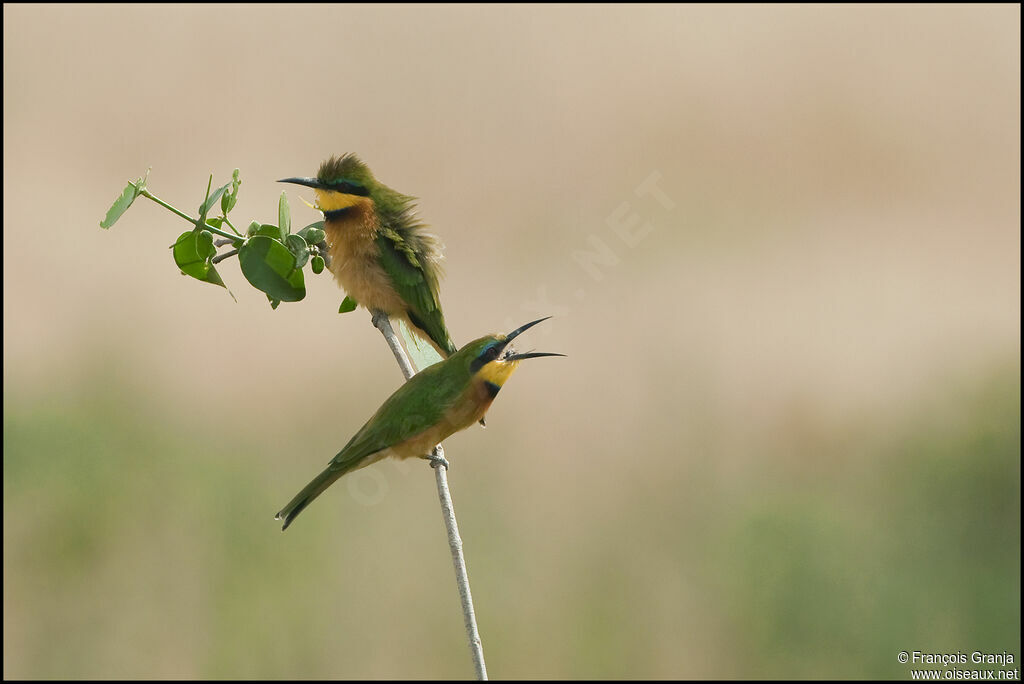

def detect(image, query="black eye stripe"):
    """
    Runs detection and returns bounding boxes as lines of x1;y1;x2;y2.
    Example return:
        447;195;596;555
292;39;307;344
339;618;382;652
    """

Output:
470;343;503;373
324;181;370;196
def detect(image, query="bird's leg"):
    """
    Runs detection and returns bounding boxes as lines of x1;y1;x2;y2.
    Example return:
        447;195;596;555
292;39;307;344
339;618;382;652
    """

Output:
424;446;449;470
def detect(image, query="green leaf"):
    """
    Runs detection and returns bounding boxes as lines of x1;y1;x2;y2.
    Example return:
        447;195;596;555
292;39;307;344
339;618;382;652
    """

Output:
100;180;144;229
200;182;231;218
279;191;291;236
197;230;215;258
198;176;213;220
298;221;326;245
285;234;310;269
268;295;281;310
251;223;284;241
246;221;261;237
338;295;357;314
172;230;226;288
311;255;325;275
221;168;241;215
238;235;305;302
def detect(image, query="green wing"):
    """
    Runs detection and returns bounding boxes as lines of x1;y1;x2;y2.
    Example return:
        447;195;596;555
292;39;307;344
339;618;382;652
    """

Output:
276;355;468;530
330;361;462;469
375;228;457;356
275;378;444;530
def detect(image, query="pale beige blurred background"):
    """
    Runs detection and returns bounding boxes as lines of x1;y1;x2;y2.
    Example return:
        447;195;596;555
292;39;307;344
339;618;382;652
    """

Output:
4;4;1020;679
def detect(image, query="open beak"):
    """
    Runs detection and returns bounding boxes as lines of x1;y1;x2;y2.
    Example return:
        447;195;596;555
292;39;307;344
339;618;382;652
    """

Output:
502;317;565;361
505;316;552;342
505;351;565;362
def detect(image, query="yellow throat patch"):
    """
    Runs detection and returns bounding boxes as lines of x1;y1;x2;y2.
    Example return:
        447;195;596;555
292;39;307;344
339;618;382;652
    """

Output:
315;188;367;212
477;358;520;390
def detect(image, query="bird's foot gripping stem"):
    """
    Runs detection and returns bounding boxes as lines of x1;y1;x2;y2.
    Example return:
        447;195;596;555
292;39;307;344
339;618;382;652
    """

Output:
426;448;449;470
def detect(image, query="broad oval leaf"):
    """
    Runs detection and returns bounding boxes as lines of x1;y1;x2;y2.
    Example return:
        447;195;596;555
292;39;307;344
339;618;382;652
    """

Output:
311;255;325;274
298;221;326;245
252;223;284;241
285;234;310;269
239;235;305;302
197;230;215;259
172;230;226;288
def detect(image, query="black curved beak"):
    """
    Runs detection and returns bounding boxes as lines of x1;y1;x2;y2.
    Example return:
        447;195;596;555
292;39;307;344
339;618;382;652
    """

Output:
278;177;325;189
505;351;566;362
505;316;552;343
502;317;564;361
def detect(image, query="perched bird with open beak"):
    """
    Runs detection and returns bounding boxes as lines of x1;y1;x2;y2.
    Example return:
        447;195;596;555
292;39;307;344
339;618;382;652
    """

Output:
276;317;563;530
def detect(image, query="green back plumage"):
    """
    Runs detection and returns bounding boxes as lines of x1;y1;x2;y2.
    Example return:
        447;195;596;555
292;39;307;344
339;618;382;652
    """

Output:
374;228;455;356
332;338;489;467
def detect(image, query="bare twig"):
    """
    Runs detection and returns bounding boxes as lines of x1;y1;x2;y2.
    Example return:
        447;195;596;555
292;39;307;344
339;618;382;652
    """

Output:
212;248;239;264
370;311;488;681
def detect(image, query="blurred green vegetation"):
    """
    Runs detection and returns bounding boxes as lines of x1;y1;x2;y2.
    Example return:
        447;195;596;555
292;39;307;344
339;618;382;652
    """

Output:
4;357;1018;678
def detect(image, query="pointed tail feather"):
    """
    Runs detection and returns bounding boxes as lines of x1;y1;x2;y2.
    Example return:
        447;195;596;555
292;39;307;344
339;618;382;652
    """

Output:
275;462;354;531
406;310;458;358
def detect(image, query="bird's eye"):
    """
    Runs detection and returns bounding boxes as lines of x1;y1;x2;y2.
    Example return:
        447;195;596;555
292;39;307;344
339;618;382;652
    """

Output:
485;346;500;361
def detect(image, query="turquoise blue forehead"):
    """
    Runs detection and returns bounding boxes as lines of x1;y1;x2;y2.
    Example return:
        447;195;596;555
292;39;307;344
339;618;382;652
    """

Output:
470;340;506;373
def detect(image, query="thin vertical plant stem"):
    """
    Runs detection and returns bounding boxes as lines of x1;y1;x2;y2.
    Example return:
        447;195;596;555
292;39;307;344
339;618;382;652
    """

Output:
370;311;488;680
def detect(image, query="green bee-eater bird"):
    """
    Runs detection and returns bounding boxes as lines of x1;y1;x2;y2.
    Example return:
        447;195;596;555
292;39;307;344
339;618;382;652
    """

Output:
275;317;563;530
279;154;458;357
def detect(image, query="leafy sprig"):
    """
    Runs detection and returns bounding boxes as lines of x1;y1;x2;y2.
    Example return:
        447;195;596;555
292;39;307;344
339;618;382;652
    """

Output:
101;168;329;309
